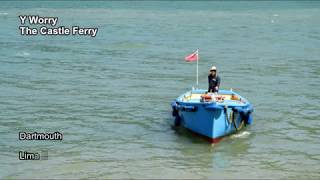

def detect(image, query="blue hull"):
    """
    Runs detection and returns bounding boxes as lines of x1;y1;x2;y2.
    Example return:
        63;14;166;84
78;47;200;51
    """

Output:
171;89;253;143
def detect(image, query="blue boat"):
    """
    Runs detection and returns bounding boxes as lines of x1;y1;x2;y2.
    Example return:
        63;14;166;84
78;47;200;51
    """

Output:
171;89;254;143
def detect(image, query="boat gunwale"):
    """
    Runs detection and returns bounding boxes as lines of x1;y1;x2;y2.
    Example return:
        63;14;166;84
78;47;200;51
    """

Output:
174;89;252;108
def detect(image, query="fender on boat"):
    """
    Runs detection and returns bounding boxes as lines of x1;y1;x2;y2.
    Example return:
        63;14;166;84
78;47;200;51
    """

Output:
180;105;197;112
171;101;197;112
171;101;182;126
174;115;181;126
171;101;179;116
247;114;253;125
232;104;254;125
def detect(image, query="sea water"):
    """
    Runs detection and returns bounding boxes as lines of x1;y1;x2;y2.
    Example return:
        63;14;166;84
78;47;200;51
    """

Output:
0;1;319;178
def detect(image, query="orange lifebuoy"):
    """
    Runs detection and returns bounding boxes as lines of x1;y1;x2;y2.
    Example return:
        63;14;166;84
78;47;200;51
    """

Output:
215;95;225;101
201;94;212;100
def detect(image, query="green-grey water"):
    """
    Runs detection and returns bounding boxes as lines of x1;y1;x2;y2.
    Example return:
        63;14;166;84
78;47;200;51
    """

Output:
1;1;320;178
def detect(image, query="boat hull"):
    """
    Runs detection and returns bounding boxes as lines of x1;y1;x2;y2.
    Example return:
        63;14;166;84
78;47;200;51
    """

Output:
171;89;253;143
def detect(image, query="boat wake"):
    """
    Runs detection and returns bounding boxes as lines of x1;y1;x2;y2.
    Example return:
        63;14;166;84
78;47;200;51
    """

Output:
231;131;251;139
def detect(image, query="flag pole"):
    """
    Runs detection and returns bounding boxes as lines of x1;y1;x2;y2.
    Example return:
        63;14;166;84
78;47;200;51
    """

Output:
196;49;199;88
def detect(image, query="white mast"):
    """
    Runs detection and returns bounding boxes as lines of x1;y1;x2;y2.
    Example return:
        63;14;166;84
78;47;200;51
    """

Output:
196;49;199;88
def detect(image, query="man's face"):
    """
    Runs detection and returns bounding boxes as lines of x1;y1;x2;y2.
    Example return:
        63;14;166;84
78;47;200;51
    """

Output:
210;70;216;75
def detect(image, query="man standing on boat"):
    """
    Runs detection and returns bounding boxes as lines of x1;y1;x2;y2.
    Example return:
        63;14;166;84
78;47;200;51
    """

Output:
208;66;221;93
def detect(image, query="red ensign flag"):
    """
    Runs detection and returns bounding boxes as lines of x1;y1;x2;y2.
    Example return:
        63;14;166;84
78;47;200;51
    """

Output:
185;51;198;62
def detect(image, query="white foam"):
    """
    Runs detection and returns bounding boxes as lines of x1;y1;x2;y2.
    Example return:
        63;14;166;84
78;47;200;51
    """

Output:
23;52;30;56
231;131;251;139
17;52;30;57
0;12;8;15
273;14;279;17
